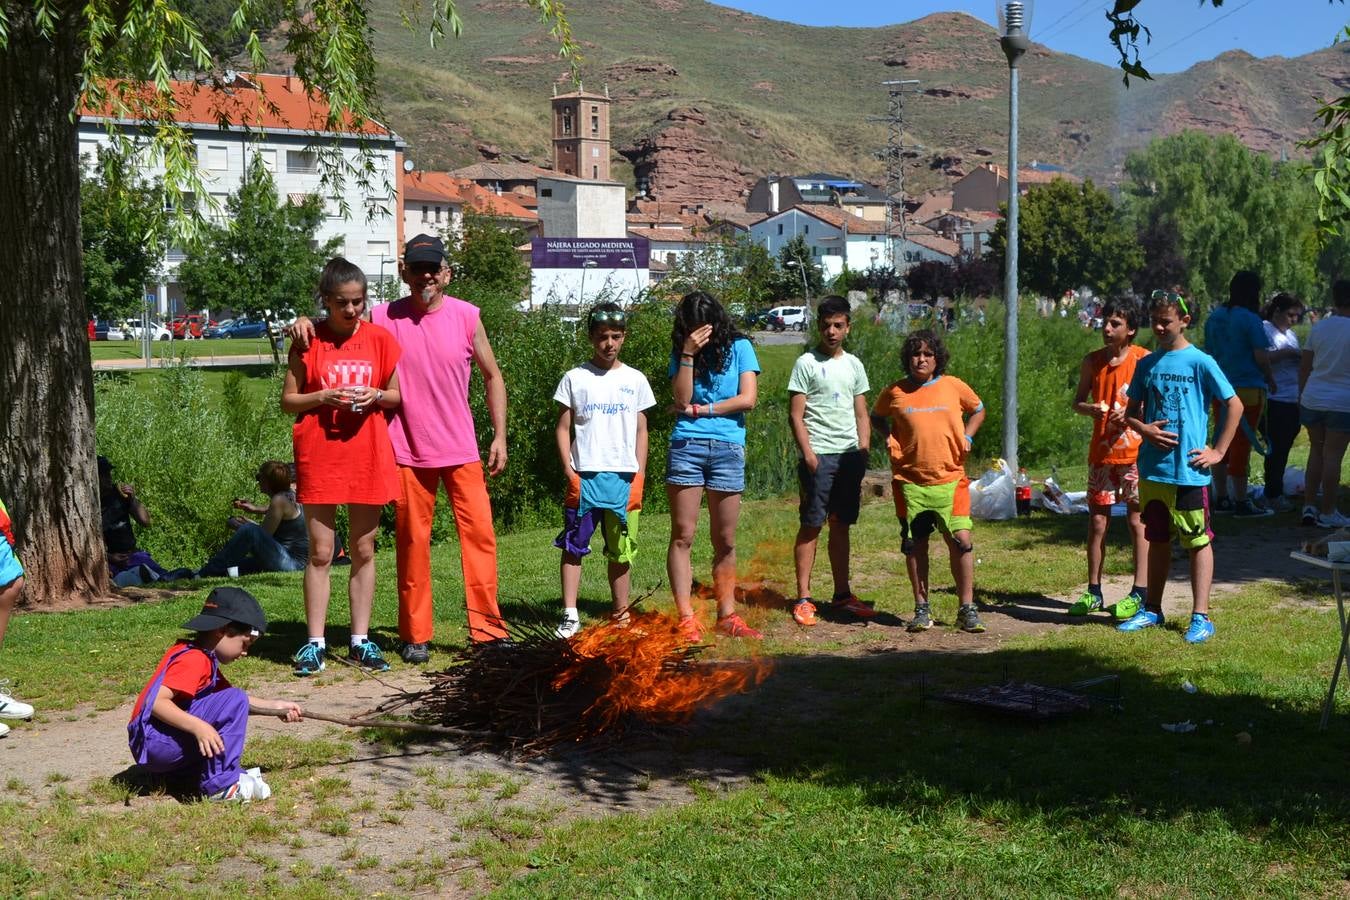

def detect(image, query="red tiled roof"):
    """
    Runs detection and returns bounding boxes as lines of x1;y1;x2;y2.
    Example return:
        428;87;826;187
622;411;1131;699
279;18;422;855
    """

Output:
80;73;392;137
794;204;889;235
402;171;536;221
404;171;464;204
450;161;555;182
906;231;961;258
459;181;536;221
911;191;954;223
983;163;1080;185
627;226;715;244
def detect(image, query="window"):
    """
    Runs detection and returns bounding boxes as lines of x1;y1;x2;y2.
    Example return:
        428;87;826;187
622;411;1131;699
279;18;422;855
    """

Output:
541;188;553;198
434;206;442;223
257;149;277;173
208;192;228;222
78;141;98;164
591;115;599;135
855;206;864;216
592;166;598;178
286;150;317;174
368;240;390;259
206;145;228;171
421;205;429;223
803;225;809;235
166;191;196;213
324;196;342;219
562;110;572;135
777;224;783;235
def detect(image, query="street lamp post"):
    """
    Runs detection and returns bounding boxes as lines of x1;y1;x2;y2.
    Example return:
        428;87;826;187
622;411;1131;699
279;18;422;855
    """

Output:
786;258;809;302
579;259;598;311
998;0;1031;473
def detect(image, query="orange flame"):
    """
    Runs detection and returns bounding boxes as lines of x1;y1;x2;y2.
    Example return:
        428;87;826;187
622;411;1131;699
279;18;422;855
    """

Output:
552;611;771;732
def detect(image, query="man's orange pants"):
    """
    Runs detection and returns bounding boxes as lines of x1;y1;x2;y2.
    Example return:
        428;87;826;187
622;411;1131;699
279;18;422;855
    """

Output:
395;463;508;644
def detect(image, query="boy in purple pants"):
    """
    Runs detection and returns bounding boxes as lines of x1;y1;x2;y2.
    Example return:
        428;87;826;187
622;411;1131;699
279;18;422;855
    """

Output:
128;587;304;800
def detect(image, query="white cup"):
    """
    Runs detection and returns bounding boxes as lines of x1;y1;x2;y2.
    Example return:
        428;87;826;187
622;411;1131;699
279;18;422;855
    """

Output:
226;566;240;578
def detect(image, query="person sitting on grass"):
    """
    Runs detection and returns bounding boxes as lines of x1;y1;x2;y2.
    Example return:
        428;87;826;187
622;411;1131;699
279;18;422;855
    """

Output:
786;295;874;627
871;328;986;634
98;455;187;586
552;303;656;639
284;257;402;676
198;460;308;577
0;498;34;735
1120;290;1243;644
127;587;303;801
1068;296;1149;620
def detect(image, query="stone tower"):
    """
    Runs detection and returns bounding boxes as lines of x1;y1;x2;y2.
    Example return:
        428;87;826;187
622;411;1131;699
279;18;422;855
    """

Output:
551;85;611;180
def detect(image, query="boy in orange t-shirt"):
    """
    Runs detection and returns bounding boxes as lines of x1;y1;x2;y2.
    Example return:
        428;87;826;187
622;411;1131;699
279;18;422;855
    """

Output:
1069;297;1149;619
871;329;986;633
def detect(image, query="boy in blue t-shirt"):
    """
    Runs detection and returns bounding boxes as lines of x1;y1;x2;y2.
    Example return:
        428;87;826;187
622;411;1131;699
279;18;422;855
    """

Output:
0;499;34;734
1121;290;1243;644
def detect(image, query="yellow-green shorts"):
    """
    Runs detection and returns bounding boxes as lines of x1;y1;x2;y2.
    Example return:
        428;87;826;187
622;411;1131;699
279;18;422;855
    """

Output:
554;507;640;564
892;478;972;554
1139;479;1213;550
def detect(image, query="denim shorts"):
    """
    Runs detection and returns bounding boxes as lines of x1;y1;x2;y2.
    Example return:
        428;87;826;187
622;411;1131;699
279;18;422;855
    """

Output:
1300;404;1350;433
666;438;746;493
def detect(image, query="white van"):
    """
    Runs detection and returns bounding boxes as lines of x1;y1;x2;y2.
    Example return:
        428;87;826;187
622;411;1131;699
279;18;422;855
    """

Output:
768;305;808;331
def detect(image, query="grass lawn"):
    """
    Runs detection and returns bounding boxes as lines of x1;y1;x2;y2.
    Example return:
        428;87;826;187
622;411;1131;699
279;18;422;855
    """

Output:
2;485;1349;896
90;337;283;363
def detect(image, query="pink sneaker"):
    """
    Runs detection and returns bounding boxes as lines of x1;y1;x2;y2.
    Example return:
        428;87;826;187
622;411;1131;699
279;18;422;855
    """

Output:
715;613;763;640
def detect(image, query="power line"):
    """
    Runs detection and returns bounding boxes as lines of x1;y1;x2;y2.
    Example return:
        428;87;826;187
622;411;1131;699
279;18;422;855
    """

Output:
1036;0;1099;44
1144;0;1261;64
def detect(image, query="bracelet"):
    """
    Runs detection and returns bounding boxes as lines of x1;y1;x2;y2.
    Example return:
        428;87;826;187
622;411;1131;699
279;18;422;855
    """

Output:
679;360;694;368
963;434;972;445
709;401;716;416
680;352;695;359
374;389;384;405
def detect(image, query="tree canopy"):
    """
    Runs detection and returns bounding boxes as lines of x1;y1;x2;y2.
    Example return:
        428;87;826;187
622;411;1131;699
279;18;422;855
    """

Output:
988;178;1142;300
80;148;165;320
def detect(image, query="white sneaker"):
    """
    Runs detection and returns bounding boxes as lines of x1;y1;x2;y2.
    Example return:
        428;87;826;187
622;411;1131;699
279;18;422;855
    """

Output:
1303;505;1321;525
1316;510;1350;529
238;767;272;801
555;615;581;639
0;722;9;738
0;690;33;720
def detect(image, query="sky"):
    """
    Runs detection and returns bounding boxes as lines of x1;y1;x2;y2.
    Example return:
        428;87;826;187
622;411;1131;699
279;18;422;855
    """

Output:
716;1;1350;73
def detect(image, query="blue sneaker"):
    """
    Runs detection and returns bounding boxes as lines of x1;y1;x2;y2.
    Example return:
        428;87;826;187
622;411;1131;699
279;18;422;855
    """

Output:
1117;609;1163;632
347;639;390;672
292;641;326;676
1183;613;1215;644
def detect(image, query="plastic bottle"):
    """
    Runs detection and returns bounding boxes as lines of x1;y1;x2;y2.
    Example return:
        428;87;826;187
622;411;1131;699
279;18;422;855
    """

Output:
1015;468;1033;517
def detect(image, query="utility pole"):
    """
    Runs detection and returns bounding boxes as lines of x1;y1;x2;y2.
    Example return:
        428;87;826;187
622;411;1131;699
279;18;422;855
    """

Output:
869;79;920;274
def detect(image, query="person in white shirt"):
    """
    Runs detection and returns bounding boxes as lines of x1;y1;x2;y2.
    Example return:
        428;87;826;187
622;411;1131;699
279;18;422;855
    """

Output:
551;303;656;638
1259;293;1305;513
1300;280;1350;528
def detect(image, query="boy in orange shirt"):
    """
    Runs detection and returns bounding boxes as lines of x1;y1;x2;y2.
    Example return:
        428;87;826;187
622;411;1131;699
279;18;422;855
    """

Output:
871;329;987;633
1068;297;1149;619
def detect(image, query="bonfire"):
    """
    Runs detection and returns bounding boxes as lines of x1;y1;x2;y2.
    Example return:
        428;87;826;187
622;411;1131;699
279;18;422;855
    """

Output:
371;608;769;756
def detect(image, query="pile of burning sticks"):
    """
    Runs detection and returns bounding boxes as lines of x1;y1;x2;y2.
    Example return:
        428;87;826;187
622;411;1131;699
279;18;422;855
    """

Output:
371;609;769;755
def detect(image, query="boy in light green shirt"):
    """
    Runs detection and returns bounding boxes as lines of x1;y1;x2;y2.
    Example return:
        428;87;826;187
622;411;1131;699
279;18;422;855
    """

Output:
787;295;873;626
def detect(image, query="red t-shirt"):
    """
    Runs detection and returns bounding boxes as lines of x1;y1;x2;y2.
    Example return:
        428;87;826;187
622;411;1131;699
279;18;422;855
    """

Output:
291;321;402;505
130;641;230;720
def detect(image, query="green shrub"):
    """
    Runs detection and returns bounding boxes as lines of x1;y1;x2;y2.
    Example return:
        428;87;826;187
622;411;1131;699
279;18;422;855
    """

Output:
94;365;293;567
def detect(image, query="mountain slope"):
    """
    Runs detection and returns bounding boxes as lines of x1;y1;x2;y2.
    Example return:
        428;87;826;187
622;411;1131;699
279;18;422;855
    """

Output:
366;1;1350;203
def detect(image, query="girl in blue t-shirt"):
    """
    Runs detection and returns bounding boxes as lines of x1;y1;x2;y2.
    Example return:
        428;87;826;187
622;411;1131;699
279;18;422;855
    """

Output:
666;291;762;642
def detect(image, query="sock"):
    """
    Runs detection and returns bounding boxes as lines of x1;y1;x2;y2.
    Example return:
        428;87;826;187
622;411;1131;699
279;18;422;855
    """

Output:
1130;584;1146;598
562;608;579;622
1088;583;1103;597
308;637;326;649
350;634;367;647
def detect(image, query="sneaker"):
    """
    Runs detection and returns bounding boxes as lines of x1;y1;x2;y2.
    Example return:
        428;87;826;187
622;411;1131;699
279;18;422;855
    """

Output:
907;603;933;632
1108;594;1143;621
829;594;877;620
348;640;390;672
207;782;242;802
956;604;986;633
209;768;271;803
399;642;430;664
715;613;763;640
1315;510;1350;529
555;615;581;639
1269;495;1295;513
678;615;704;643
1303;505;1320;526
1117;609;1163;632
0;689;34;720
1067;591;1104;616
791;599;818;627
0;722;9;738
1184;613;1215;644
292;641;326;676
1234;500;1274;518
1213;497;1235;515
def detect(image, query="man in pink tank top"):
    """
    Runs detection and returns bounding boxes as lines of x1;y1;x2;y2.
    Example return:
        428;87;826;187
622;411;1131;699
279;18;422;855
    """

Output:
291;234;510;659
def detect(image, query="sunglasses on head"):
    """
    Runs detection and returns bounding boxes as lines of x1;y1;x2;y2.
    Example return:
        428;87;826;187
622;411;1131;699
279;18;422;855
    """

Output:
589;309;627;326
1151;289;1190;318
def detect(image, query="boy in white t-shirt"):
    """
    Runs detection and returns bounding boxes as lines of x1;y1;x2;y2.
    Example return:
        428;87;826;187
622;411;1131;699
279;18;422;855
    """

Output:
553;303;657;638
787;295;873;626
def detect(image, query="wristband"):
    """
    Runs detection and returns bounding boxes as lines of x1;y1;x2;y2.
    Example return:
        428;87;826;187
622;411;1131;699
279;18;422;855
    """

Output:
679;360;694;368
963;434;972;446
709;401;716;416
680;352;695;359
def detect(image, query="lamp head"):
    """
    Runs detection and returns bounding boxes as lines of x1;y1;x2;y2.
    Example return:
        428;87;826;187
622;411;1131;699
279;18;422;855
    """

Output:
995;1;1032;36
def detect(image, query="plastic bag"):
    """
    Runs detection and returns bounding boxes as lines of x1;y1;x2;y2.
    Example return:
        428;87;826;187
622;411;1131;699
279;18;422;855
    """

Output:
1283;466;1305;497
1039;477;1088;515
969;459;1016;520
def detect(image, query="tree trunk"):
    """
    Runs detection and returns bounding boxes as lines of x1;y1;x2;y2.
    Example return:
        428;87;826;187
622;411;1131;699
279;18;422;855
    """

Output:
0;7;111;607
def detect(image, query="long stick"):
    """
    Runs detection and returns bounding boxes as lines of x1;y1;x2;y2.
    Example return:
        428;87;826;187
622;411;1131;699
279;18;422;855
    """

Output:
258;706;477;739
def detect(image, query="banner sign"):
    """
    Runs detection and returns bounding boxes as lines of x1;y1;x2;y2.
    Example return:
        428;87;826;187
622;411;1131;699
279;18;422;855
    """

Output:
531;237;649;269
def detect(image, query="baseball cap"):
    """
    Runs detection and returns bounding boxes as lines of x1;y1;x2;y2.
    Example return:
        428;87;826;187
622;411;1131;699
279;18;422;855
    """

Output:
404;233;446;266
183;586;268;635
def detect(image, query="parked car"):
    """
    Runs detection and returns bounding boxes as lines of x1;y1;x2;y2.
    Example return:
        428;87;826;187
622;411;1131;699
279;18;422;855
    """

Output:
89;319;126;340
224;318;273;339
125;320;172;341
742;308;774;330
767;305;808;332
170;314;214;339
202;318;236;339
